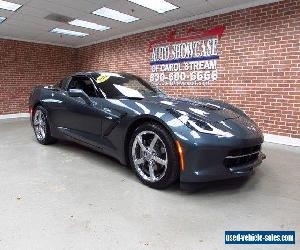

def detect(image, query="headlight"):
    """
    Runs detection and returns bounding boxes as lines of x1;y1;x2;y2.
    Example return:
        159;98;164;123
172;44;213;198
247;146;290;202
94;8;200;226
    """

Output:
169;108;233;138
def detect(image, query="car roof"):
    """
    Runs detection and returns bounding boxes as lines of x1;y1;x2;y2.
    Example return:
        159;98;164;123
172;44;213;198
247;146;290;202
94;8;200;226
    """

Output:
72;72;96;77
71;71;135;79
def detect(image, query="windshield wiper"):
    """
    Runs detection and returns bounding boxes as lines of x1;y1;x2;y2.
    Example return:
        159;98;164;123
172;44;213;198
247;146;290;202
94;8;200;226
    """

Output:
121;96;144;100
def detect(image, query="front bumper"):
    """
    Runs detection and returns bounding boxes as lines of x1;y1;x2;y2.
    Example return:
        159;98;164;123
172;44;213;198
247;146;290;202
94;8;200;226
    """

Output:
179;134;265;183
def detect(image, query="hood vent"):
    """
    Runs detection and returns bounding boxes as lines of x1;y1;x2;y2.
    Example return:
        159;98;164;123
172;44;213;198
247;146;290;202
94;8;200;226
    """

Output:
201;103;222;111
45;13;73;23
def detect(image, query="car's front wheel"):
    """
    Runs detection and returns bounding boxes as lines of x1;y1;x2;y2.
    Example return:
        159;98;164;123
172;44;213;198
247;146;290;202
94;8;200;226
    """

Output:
32;106;56;145
129;122;179;189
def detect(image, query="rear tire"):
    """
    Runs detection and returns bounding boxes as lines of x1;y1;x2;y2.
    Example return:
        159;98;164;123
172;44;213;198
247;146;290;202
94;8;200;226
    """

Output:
32;106;57;145
129;122;179;189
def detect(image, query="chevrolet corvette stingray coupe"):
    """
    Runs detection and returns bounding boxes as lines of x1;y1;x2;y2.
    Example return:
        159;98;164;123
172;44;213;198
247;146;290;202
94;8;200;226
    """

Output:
29;72;265;189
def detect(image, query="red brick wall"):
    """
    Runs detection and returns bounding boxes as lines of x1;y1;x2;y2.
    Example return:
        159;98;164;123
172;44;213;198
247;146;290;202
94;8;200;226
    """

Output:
77;0;300;138
0;0;299;138
0;39;77;114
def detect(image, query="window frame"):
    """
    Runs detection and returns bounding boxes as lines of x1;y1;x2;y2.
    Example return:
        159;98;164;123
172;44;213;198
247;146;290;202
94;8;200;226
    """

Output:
66;76;103;98
60;77;72;90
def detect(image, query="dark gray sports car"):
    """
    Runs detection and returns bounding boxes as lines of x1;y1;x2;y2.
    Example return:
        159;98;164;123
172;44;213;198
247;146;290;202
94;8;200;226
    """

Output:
29;72;265;189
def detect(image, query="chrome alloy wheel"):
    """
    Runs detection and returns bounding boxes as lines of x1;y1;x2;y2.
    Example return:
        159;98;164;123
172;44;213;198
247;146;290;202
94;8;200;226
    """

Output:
132;131;168;182
33;109;46;141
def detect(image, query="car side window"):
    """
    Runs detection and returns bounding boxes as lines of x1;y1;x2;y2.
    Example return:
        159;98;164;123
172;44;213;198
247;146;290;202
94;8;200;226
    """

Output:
54;77;69;89
68;77;97;97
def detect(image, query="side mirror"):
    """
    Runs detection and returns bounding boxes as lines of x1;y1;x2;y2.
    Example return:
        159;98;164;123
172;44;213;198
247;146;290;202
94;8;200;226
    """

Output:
68;89;93;106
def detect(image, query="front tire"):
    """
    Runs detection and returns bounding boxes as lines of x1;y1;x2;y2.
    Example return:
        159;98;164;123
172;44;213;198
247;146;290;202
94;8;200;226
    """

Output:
129;122;179;189
32;106;56;145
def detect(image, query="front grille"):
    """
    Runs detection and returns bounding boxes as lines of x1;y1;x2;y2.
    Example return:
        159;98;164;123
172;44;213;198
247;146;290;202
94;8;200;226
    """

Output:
224;145;261;168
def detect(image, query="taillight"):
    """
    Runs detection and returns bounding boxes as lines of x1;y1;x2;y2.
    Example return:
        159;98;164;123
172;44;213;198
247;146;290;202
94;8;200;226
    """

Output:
29;107;33;119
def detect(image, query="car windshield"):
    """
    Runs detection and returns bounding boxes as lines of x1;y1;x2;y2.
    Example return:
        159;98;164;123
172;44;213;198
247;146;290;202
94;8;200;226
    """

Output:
91;72;162;99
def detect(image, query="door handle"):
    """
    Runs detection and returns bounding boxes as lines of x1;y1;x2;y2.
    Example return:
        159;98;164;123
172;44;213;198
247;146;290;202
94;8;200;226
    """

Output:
103;108;112;113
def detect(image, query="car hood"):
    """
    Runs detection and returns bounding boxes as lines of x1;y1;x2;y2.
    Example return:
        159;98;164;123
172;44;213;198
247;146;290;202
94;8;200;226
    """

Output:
140;95;240;123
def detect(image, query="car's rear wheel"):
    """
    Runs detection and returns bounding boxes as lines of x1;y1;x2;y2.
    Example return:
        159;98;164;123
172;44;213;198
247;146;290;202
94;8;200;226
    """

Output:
129;122;179;189
33;106;56;145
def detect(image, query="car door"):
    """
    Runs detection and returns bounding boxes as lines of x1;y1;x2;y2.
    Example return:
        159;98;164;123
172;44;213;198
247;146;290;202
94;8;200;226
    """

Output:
57;76;106;147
